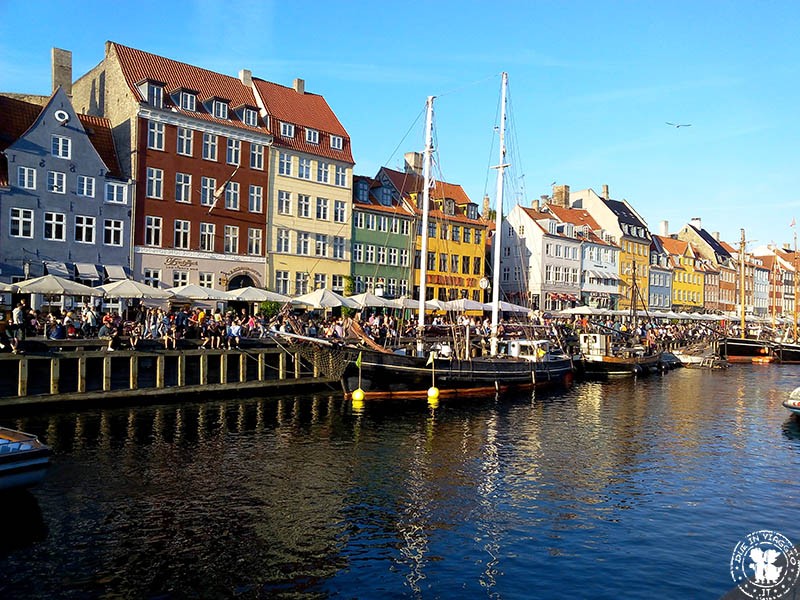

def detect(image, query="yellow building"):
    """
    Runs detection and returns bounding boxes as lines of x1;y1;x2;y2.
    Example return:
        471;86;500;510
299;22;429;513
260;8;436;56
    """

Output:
654;235;704;310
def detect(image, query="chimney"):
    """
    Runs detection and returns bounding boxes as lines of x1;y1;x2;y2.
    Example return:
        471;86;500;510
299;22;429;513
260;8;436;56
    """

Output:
404;152;423;175
712;231;720;241
293;78;305;94
482;194;491;217
239;69;252;86
785;243;792;250
602;184;609;199
660;220;669;237
531;199;540;212
690;217;702;230
51;47;72;96
552;184;570;208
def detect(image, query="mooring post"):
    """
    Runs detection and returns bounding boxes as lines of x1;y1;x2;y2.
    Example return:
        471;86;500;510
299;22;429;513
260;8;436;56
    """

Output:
258;351;265;381
77;356;87;393
220;353;228;384
239;352;247;383
156;355;165;388
129;355;138;390
279;351;286;380
50;357;60;395
177;353;185;387
199;352;208;385
17;358;28;397
103;355;112;391
294;353;301;379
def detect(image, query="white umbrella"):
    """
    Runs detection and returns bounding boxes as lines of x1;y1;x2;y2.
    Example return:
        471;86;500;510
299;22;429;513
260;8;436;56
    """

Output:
443;298;486;312
292;288;359;309
0;282;18;293
226;286;290;303
387;295;418;309
425;299;448;311
15;274;102;296
559;305;607;316
484;300;532;313
166;284;230;301
97;279;171;299
348;292;394;308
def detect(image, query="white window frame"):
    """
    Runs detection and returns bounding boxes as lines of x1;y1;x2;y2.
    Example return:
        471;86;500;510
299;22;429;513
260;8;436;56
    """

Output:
317;161;329;183
306;128;319;144
47;171;66;194
249;185;263;213
315;233;328;257
74;215;96;244
172;270;189;287
225;181;240;210
145;215;162;247
51;134;71;159
143;269;161;288
298;157;311;180
316;197;329;220
213;100;229;119
148;121;164;150
278;152;292;176
298;194;310;218
175;172;192;203
174;219;191;250
278;190;291;215
330;135;343;150
180;92;196;111
244;108;258;127
199;272;214;288
202;133;218;161
280;122;295;138
104;219;124;246
335;165;347;187
250;143;264;170
44;211;66;241
148;84;163;108
199;222;215;252
276;271;290;295
10;208;34;238
17;166;36;190
200;177;216;206
146;167;163;199
77;175;95;198
334;200;346;223
176;127;193;156
226;139;241;166
277;228;290;253
248;228;263;256
224;225;239;254
333;236;345;259
297;232;310;255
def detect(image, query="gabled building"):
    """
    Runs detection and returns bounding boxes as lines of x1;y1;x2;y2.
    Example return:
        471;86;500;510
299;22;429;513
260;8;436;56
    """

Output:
351;175;414;298
676;218;736;313
543;204;619;309
0;84;132;298
648;236;672;311
653;235;704;311
73;42;273;290
567;184;651;310
379;155;487;302
253;76;353;295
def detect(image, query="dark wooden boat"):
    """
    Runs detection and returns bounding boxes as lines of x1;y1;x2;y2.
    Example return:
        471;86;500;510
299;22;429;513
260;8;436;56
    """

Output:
0;427;51;491
718;337;774;363
577;332;662;379
772;342;800;364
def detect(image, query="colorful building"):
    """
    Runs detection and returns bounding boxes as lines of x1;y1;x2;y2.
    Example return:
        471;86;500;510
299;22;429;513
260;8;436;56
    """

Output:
653;235;704;311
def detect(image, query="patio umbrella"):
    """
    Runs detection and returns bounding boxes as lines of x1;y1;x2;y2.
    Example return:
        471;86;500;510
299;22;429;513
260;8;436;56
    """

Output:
484;300;532;313
97;279;171;299
347;292;394;308
225;286;290;303
15;274;102;296
292;288;359;309
166;284;230;301
425;299;448;311
443;298;486;312
558;305;606;316
0;282;18;293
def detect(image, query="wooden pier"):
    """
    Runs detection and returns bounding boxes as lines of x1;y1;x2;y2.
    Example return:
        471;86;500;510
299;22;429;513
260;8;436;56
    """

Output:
0;343;342;409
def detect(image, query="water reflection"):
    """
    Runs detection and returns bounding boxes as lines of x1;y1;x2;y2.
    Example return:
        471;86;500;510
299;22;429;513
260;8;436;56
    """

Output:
0;366;799;598
0;490;47;556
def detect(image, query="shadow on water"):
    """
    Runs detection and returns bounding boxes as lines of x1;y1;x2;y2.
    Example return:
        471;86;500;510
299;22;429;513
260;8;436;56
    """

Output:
782;414;800;441
0;489;47;556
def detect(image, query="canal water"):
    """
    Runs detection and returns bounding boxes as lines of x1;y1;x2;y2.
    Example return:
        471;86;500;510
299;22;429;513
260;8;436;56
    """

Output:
1;365;799;599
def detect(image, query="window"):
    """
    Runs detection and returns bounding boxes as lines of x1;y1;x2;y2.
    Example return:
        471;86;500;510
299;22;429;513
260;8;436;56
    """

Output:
172;271;189;287
176;127;193;156
200;222;215;252
199;272;214;288
77;175;95;198
332;274;344;292
317;161;329;183
440;224;448;239
475;230;482;245
202;133;218;161
306;128;319;144
249;185;263;213
356;180;369;202
378;216;388;232
44;212;65;241
74;215;95;243
353;243;363;262
427;252;436;270
390;218;399;234
464;227;472;243
276;271;290;295
10;208;33;238
175;173;192;203
213;100;228;120
473;256;481;275
354;213;364;229
439;253;448;271
335;165;347;187
400;249;409;267
143;269;161;288
314;273;326;290
280;122;295;138
200;177;216;206
401;221;410;236
224;225;239;253
277;229;290;253
174;220;190;249
298;158;311;179
148;121;164;150
379;187;392;206
17;166;36;190
278;191;292;215
333;236;345;259
298;194;310;218
462;256;470;274
451;255;459;273
250;143;264;170
330;135;343;150
104;219;124;246
428;222;436;237
51;135;71;159
378;247;387;265
333;200;347;223
248;228;262;255
389;248;399;266
146;167;163;199
180;92;196;111
366;245;376;263
225;181;240;210
366;213;376;230
316;197;329;220
295;272;309;295
48;171;66;193
452;225;461;242
226;139;241;165
145;216;162;247
147;84;163;108
297;232;310;255
279;152;292;176
315;234;328;256
244;108;258;127
502;267;510;282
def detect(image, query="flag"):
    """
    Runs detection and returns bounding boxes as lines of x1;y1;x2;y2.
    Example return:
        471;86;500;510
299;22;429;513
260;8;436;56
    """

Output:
426;351;435;366
792;217;796;228
208;165;240;214
355;351;362;369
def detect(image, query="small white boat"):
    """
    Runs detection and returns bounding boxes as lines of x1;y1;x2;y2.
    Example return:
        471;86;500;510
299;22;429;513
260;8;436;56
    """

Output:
0;427;51;491
784;387;800;416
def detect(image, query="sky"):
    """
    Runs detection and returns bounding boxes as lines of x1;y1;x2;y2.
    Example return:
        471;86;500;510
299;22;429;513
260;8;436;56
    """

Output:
2;0;799;251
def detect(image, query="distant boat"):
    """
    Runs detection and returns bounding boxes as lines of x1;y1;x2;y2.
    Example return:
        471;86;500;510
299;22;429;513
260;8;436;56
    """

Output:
577;332;661;378
0;427;51;491
718;337;774;363
784;387;800;415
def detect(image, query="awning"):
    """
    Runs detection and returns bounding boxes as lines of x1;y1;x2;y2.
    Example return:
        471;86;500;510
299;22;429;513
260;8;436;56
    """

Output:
75;263;100;280
104;265;128;281
44;261;69;278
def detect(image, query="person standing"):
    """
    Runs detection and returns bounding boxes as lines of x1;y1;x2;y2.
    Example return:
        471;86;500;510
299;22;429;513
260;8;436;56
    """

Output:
12;300;26;342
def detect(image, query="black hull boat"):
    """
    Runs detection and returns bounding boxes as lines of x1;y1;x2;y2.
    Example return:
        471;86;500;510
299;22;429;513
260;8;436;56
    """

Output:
772;342;800;364
0;428;51;491
718;337;774;363
576;333;662;379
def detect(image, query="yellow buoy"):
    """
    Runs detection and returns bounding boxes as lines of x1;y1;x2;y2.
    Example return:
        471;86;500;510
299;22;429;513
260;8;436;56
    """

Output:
428;397;439;410
427;386;440;400
352;398;364;413
352;388;365;402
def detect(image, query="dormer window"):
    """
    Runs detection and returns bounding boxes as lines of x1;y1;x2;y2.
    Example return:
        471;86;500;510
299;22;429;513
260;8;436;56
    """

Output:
379;187;392;206
356;181;369;202
180;92;196;111
466;204;478;219
280;122;295;138
244;108;258;127
444;198;455;216
306;128;319;144
331;135;343;150
213;100;228;119
147;84;163;108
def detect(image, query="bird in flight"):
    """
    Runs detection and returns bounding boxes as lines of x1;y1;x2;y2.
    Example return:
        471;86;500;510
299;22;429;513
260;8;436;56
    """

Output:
666;122;692;128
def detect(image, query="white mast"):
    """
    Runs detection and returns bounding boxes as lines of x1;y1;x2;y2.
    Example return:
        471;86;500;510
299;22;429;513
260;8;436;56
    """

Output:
416;96;435;354
490;72;509;357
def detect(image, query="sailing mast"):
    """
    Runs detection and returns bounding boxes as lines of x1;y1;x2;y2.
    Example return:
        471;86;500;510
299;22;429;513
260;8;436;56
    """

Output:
490;72;509;357
416;96;435;354
739;228;746;339
794;225;798;341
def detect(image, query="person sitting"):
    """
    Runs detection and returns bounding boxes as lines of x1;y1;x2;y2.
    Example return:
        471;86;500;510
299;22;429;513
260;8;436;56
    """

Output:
107;327;122;351
163;323;180;350
49;319;67;340
226;319;241;349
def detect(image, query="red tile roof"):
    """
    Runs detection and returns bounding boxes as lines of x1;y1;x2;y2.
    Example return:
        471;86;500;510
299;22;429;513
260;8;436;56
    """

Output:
254;78;353;163
546;204;601;231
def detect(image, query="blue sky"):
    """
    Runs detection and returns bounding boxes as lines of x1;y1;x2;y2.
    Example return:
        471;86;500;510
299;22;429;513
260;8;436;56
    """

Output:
2;0;799;251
